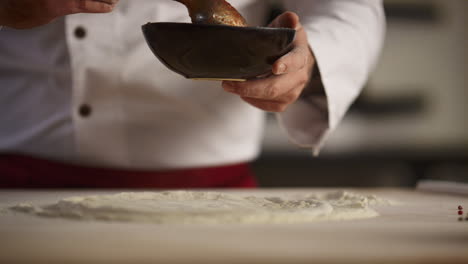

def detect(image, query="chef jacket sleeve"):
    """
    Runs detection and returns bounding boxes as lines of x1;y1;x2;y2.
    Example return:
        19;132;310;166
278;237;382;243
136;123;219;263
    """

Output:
278;0;386;155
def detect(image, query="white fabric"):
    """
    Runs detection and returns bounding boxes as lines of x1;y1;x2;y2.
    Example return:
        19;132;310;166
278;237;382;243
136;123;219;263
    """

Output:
280;0;386;153
0;0;384;170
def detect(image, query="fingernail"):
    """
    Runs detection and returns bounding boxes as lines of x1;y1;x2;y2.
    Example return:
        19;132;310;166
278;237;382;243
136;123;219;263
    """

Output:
276;64;287;75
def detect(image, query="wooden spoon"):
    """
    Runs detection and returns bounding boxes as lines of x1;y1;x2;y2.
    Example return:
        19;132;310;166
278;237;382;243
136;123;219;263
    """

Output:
173;0;247;27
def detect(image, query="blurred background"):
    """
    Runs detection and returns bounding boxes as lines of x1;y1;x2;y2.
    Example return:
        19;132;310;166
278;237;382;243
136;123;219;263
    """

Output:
254;0;468;187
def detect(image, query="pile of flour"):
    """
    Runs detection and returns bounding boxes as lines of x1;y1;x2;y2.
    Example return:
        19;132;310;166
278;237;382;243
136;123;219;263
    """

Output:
10;191;390;224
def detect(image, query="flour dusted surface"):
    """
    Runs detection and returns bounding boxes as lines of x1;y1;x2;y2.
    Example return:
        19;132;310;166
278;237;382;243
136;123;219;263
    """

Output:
11;191;390;224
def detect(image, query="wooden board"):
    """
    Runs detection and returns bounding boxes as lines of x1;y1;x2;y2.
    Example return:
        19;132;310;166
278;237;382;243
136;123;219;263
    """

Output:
0;188;467;264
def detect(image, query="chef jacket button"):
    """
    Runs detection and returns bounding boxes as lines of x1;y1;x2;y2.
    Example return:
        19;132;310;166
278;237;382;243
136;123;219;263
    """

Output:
79;104;92;118
74;26;86;39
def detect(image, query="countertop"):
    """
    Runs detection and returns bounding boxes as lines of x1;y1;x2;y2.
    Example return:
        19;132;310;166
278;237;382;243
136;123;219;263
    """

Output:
1;188;467;264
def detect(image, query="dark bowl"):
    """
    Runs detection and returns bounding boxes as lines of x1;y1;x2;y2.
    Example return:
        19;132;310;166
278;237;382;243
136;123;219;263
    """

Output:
142;22;296;81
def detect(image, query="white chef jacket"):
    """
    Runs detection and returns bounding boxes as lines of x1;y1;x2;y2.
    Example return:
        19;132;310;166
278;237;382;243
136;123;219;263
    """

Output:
0;0;385;170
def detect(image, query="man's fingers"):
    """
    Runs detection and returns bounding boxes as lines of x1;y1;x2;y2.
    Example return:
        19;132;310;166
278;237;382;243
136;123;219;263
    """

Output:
241;97;288;113
240;88;302;112
65;0;118;15
272;45;311;75
223;70;307;100
93;0;119;3
1;0;118;29
223;76;283;100
77;0;118;13
268;12;313;75
269;11;300;30
223;12;316;112
55;0;117;16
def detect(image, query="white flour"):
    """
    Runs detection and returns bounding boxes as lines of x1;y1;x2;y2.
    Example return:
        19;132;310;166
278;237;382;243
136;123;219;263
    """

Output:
10;191;390;224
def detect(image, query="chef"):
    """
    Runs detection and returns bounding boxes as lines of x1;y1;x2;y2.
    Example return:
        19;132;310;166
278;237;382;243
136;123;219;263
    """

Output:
0;0;385;188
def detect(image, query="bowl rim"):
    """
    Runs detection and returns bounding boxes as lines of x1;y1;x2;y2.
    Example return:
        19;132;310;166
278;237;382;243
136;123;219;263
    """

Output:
142;22;297;34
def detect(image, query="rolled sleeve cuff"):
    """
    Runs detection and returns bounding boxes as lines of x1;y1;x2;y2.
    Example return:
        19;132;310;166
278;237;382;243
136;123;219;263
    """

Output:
277;93;330;156
277;0;385;155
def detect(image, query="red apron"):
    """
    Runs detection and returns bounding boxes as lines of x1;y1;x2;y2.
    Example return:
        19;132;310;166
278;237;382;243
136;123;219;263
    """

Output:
0;154;257;189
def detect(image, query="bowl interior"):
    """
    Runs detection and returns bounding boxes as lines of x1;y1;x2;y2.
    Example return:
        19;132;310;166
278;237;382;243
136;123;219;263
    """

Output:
142;22;296;81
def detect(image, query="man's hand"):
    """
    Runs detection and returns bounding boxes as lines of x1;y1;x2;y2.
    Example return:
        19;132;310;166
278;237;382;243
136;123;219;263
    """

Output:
0;0;119;29
222;12;316;113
